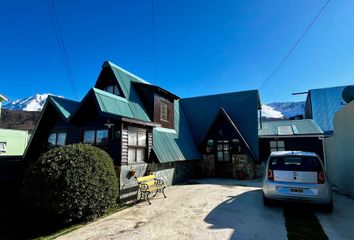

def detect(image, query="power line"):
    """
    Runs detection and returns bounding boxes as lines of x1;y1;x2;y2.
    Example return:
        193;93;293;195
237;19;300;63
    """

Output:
46;0;78;100
151;0;157;85
259;0;330;90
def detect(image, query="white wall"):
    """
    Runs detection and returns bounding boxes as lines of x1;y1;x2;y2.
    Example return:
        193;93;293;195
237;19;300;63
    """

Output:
325;100;354;197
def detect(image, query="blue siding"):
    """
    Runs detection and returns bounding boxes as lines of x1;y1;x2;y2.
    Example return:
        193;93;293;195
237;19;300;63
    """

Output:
306;86;347;132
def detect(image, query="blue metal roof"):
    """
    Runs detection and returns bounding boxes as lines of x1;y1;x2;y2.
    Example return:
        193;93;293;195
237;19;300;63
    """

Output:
181;90;260;158
305;85;348;132
259;119;324;136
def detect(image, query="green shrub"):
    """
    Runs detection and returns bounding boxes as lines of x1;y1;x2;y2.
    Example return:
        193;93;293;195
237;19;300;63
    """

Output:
23;144;119;223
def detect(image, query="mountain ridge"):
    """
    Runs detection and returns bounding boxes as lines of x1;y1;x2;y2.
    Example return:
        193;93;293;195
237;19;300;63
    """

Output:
2;94;305;120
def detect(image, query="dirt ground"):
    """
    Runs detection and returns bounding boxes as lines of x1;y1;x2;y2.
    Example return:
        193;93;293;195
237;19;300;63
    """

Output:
57;179;286;240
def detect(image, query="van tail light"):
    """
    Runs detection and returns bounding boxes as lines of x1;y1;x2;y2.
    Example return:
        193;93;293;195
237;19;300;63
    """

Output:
318;171;325;184
268;169;274;181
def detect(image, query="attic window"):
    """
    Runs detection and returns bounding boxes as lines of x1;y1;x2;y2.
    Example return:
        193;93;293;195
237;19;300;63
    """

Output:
104;85;120;96
0;142;6;153
277;126;294;135
160;98;170;122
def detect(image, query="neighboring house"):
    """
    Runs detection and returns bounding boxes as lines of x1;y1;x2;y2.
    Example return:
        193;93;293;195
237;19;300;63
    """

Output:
0;94;8;118
325;98;354;198
0;128;30;181
24;61;261;200
0;128;29;156
258;119;325;162
305;85;349;133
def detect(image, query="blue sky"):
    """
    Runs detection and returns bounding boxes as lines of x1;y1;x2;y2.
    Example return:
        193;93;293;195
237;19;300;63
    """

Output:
1;0;354;103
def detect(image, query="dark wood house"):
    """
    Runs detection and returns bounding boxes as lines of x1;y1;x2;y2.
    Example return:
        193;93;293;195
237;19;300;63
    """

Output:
258;119;325;162
24;61;261;199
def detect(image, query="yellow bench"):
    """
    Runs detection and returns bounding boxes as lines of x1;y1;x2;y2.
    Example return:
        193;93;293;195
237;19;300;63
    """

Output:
136;174;166;204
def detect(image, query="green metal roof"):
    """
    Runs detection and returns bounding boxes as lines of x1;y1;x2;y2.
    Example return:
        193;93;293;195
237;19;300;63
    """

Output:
105;61;150;99
93;88;150;122
152;100;201;162
152;130;200;163
49;96;80;120
258;119;324;136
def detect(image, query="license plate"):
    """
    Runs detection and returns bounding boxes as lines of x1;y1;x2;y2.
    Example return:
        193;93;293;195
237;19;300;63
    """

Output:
290;187;303;193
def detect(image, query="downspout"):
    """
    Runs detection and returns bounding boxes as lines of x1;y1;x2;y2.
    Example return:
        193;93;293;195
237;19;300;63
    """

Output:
319;136;327;171
259;110;262;129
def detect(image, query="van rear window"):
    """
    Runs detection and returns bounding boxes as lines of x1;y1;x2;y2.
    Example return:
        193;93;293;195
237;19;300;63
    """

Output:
269;156;323;172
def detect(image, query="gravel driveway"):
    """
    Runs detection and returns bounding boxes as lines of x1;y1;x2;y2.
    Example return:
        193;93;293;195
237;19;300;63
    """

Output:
57;178;286;240
57;178;354;240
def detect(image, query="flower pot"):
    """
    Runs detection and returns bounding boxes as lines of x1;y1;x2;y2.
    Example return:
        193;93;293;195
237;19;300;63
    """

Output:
129;169;136;176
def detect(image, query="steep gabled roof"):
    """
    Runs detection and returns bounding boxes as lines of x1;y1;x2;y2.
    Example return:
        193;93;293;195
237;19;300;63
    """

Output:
181;90;260;158
23;96;80;161
93;88;151;122
99;61;150;99
69;88;151;122
259;119;324;136
199;107;258;160
49;96;80;120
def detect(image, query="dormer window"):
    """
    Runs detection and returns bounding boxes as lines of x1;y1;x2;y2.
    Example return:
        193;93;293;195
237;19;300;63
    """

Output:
104;85;120;96
160;98;170;122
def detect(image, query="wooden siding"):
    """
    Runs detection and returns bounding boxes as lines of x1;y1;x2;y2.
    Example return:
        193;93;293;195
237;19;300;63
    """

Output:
148;130;153;158
121;123;129;165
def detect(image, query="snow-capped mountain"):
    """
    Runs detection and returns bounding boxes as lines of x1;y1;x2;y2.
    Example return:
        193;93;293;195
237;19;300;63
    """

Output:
261;104;285;119
3;93;305;120
2;94;59;111
267;101;305;118
261;101;305;119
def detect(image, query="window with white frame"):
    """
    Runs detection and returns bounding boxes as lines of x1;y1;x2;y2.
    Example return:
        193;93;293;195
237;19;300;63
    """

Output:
160;98;170;122
47;132;66;148
216;140;230;162
270;140;285;152
128;128;147;163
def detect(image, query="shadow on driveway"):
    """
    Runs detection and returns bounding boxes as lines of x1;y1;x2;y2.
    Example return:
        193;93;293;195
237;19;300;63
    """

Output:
204;189;287;240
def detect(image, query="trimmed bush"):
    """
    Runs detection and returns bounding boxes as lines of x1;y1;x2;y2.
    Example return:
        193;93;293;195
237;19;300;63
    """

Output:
23;144;119;223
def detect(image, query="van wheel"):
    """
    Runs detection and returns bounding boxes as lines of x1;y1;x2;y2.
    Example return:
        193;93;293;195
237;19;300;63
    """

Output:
323;201;333;213
263;194;272;206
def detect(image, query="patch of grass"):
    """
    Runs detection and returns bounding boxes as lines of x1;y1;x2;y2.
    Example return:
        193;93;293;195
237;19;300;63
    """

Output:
35;224;83;240
284;205;328;240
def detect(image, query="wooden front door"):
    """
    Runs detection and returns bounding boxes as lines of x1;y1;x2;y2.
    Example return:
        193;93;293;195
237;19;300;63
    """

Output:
215;140;233;177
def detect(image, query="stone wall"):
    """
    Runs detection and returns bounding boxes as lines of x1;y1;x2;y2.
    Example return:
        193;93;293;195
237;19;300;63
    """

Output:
201;153;256;180
231;154;255;180
200;154;215;177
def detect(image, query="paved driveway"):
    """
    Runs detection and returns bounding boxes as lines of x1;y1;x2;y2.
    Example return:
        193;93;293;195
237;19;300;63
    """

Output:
57;178;354;240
